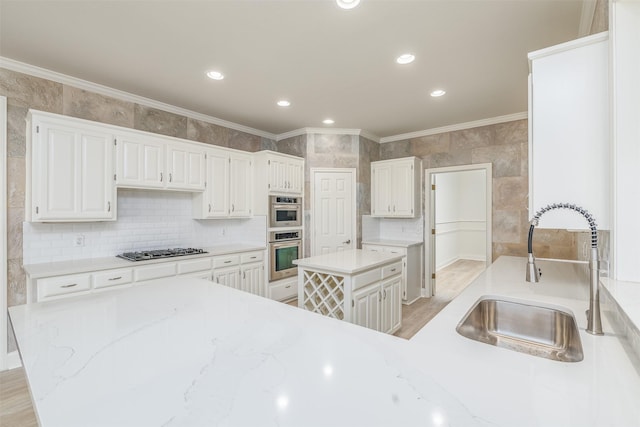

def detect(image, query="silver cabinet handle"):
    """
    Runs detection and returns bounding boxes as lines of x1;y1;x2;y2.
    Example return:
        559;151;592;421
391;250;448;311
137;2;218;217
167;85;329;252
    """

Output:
390;268;397;272
160;172;163;182
107;201;111;212
393;205;396;212
108;276;122;281
224;260;232;264
61;283;78;289
169;173;172;183
250;256;257;259
232;204;235;212
285;285;291;289
343;239;351;244
383;290;387;299
209;204;212;213
388;205;391;212
378;291;382;302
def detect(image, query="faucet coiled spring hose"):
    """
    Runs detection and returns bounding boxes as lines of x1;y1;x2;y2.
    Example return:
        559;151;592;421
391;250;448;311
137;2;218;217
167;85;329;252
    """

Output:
529;203;598;252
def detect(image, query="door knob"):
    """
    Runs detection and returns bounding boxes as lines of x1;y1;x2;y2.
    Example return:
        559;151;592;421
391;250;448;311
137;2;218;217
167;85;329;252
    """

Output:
343;239;351;244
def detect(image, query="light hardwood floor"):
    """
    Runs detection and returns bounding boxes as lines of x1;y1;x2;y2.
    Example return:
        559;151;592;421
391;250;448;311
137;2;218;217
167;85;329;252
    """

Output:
0;367;38;427
393;259;486;339
0;259;485;424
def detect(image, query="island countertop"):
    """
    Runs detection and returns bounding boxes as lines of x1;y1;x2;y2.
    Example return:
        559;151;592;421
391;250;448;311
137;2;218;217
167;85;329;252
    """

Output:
293;248;403;274
9;256;640;427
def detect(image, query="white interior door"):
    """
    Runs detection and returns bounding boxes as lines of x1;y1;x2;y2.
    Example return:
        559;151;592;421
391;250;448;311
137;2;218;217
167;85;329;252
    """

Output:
312;169;355;256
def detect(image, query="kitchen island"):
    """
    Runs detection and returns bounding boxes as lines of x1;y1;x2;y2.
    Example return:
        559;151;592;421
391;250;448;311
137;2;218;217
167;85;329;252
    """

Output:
9;256;640;426
294;249;404;334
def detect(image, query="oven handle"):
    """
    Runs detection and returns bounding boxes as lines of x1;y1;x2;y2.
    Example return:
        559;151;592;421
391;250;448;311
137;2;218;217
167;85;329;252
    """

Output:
270;240;302;249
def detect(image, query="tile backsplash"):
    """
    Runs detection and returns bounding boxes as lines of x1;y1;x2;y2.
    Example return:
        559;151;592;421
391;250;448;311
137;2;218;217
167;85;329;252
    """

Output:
362;215;424;242
23;189;266;264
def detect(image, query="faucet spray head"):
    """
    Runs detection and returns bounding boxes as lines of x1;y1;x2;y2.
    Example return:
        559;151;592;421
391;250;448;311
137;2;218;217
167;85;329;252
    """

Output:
526;252;540;283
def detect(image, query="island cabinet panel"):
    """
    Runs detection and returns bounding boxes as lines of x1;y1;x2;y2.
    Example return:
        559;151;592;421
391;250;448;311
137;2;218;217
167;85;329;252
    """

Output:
296;250;403;334
362;242;423;305
352;283;381;331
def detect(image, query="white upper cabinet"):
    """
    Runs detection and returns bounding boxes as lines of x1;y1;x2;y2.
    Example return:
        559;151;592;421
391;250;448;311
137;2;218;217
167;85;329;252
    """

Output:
254;151;304;196
165;142;205;191
115;131;165;189
28;111;116;222
193;148;252;219
229;151;253;217
528;33;610;230
371;157;421;218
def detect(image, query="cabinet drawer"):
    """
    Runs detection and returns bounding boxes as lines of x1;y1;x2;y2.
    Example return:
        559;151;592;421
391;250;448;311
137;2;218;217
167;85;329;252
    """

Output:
240;251;263;264
382;262;403;279
213;255;240;268
134;263;176;282
177;258;212;274
352;268;381;291
269;279;297;301
38;274;92;300
93;269;133;289
385;247;407;256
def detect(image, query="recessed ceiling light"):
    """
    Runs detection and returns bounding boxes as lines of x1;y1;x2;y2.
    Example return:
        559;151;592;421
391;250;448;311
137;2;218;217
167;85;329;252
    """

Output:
396;54;415;65
277;100;291;107
430;89;446;97
336;0;360;10
323;119;335;125
206;70;224;80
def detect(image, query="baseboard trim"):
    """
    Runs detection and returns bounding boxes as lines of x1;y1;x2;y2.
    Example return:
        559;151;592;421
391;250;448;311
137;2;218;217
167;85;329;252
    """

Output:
5;350;22;370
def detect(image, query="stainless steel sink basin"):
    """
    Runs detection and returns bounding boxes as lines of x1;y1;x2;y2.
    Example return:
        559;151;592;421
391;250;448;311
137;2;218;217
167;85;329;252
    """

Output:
456;296;583;362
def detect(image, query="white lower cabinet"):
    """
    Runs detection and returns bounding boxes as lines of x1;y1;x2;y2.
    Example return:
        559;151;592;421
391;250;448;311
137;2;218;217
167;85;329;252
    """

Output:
268;278;297;301
362;243;423;304
350;262;402;334
212;250;265;296
93;269;133;290
37;274;92;301
352;282;381;331
380;275;402;334
213;266;241;290
30;249;266;303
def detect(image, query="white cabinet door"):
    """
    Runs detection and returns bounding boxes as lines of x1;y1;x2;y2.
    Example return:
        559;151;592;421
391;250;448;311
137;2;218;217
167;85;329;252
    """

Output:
371;158;420;218
200;148;230;218
381;276;402;334
371;163;392;216
229;152;252;217
213;266;241;290
31;117;115;221
115;132;164;189
241;262;264;296
269;157;287;193
352;283;381;331
287;159;304;194
392;160;415;217
166;142;205;191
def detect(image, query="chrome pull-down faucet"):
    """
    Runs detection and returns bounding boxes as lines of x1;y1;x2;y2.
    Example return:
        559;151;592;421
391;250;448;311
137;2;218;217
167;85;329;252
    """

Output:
526;203;604;336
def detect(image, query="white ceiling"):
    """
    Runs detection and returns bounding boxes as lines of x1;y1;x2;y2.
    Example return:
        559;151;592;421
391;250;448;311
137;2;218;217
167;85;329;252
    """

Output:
0;0;586;139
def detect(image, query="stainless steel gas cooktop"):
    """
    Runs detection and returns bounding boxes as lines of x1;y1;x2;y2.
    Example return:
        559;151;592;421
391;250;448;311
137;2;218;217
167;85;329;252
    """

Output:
116;248;207;262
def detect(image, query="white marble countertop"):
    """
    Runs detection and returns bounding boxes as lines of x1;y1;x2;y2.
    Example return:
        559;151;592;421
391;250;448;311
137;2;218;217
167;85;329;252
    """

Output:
9;256;640;427
23;244;266;279
293;248;403;275
361;239;423;248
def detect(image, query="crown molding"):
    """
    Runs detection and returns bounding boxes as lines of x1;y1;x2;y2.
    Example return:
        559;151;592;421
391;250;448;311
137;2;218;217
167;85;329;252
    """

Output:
275;127;381;143
0;56;277;140
527;31;608;62
379;112;529;143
